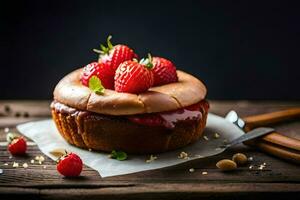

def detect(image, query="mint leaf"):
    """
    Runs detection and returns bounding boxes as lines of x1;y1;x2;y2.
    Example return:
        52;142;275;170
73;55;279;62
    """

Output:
110;150;127;161
88;76;105;95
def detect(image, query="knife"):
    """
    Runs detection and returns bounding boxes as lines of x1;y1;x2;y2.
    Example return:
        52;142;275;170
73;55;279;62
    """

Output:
225;109;300;164
220;127;274;149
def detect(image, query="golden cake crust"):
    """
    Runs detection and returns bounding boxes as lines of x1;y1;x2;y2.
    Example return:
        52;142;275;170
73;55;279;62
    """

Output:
54;68;207;115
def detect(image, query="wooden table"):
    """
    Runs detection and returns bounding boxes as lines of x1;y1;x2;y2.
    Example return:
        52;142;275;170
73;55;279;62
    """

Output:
0;100;300;199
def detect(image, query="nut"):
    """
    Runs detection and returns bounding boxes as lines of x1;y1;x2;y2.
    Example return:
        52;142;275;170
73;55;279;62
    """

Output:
232;153;248;166
216;159;237;171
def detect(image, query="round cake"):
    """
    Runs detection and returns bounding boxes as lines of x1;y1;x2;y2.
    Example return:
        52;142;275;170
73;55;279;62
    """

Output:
51;36;208;154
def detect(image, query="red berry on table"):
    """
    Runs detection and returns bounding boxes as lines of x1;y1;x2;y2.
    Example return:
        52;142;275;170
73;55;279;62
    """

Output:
114;55;154;94
152;57;178;86
81;62;114;89
93;35;138;71
57;152;83;177
8;136;27;155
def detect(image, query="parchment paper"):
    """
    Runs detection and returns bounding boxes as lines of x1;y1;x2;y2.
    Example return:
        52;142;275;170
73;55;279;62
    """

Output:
17;113;244;177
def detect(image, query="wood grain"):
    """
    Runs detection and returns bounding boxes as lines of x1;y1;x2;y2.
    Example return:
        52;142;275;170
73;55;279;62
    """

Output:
0;100;300;199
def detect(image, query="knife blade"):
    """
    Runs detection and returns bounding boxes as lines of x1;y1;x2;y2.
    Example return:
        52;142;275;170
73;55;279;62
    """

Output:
220;127;275;149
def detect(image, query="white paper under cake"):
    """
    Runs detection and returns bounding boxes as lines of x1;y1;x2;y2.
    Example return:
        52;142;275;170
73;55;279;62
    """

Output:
17;113;244;177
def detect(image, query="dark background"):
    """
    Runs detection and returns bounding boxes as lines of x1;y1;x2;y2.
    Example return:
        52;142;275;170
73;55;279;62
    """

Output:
1;0;299;100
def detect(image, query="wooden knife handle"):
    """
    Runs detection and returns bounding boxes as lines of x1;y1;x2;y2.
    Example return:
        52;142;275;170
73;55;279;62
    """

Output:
245;140;300;164
262;132;300;151
243;108;300;131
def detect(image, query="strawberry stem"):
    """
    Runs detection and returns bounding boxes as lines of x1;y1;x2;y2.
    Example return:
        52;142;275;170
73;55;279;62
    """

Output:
93;35;114;56
139;53;153;69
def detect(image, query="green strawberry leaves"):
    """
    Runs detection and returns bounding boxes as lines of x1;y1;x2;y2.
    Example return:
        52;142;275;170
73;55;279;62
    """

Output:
110;150;128;161
88;76;105;95
93;35;114;55
139;53;153;69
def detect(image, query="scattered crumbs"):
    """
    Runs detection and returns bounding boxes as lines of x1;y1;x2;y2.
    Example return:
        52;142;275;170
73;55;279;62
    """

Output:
249;165;253;169
4;127;10;133
88;148;92;152
202;171;208;175
146;155;157;163
0;169;3;174
213;133;220;139
30;159;35;164
23;163;28;168
203;135;209;141
178;151;189;159
248;157;253;161
35;155;45;164
13;162;19;168
4;163;8;166
43;165;47;169
258;164;266;170
189;168;195;173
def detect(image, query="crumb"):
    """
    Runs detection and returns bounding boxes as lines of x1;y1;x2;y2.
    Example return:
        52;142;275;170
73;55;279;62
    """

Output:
4;127;9;133
215;147;222;151
189;168;195;173
30;159;34;164
23;163;28;168
202;171;208;175
248;157;253;161
263;162;266;166
88;148;92;152
178;151;189;159
13;162;19;168
223;139;228;144
9;156;12;159
43;165;47;169
4;163;8;166
107;154;112;158
35;155;45;164
213;133;220;139
194;155;203;158
203;135;209;141
249;165;253;169
146;155;157;163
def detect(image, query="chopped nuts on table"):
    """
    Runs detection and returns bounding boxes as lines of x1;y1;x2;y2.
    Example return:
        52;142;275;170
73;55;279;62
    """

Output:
216;159;237;171
232;153;248;166
178;151;189;159
146;155;157;163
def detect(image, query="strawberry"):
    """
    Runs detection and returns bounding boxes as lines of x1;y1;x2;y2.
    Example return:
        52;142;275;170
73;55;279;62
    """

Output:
7;135;27;155
57;152;83;177
152;57;178;86
94;35;137;71
114;55;154;94
81;62;114;89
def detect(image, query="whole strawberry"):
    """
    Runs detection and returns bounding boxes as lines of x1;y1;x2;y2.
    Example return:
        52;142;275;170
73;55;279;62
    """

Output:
94;35;138;71
81;62;114;89
7;134;27;155
115;55;154;94
152;57;178;86
57;152;83;177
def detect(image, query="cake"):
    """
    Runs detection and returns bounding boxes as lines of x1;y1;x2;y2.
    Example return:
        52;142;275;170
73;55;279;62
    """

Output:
51;36;208;154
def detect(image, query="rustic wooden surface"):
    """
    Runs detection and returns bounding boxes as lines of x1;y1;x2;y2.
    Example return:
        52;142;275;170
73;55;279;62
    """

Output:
0;100;300;199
